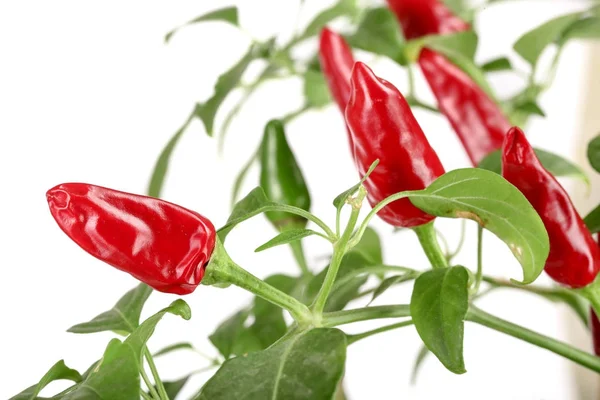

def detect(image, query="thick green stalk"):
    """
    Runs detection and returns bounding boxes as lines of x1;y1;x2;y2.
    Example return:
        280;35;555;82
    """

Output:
467;306;600;373
322;305;411;327
413;221;449;269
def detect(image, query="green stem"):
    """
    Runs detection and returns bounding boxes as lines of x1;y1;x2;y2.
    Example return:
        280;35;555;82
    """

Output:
140;366;160;400
144;348;168;400
282;104;310;124
333;265;417;290
347;320;414;344
141;391;154;400
466;306;600;373
322;305;411;327
312;203;362;315
447;219;467;260
413;221;449;269
275;204;336;240
472;225;484;295
580;282;600;323
289;240;311;277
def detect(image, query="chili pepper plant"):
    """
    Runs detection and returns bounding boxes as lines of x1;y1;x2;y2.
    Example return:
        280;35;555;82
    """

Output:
11;0;600;399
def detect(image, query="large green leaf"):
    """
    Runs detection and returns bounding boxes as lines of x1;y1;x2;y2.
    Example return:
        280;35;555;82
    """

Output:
348;7;406;64
165;7;239;42
196;43;269;136
195;329;347;400
60;339;140;400
298;0;358;41
303;69;332;108
68;283;152;335
478;148;589;187
409;168;550;284
587;134;600;173
514;12;582;66
411;267;469;374
561;17;600;42
9;360;81;400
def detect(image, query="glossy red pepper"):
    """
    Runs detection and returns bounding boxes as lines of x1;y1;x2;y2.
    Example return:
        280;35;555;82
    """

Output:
386;0;469;39
345;62;445;227
502;127;600;288
46;183;216;295
387;0;511;166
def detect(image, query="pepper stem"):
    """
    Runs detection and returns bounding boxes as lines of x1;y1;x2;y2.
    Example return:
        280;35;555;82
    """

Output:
413;221;449;269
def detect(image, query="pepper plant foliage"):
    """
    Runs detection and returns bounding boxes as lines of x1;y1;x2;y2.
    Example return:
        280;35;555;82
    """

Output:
17;0;600;399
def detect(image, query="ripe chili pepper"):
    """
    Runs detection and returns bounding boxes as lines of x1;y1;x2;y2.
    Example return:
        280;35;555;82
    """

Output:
387;0;511;166
345;62;445;227
502;127;600;288
46;183;216;295
260;120;311;230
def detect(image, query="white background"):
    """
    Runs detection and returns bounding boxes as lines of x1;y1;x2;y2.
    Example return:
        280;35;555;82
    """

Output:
1;0;600;399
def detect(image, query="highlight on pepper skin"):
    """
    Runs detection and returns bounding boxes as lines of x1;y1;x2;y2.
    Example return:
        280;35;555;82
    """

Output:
46;183;216;295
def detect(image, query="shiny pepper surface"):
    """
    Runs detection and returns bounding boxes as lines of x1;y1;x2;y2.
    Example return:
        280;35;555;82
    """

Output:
260;120;311;230
345;62;445;227
47;183;216;295
502;128;600;288
387;0;511;166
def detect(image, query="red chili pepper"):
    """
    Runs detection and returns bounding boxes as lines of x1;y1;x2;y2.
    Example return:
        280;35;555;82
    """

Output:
502;127;600;288
345;62;445;228
46;183;216;295
387;0;511;166
386;0;469;39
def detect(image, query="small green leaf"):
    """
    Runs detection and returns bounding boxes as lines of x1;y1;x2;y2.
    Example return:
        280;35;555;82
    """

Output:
411;267;469;374
165;7;239;42
478;148;589;187
231;149;259;208
406;31;478;63
125;299;191;364
209;310;252;359
481;57;512;73
410;345;431;384
409;168;550;284
515;101;545;117
351;226;383;265
348;7;406;64
333;160;379;210
196;329;347;400
587;134;600;173
299;0;359;41
255;229;319;252
303;69;332;108
370;273;416;304
514;12;582;66
9;360;81;400
147;122;188;198
154;342;194;358
61;339;140;400
162;375;191;399
68;283;152;334
584;204;600;234
561;16;600;42
197;43;271;136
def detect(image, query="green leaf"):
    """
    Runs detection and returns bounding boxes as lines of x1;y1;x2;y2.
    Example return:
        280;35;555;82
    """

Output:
251;275;298;349
409;168;550;284
348;7;406;64
153;342;194;358
515;100;545;117
147;122;188;198
587;134;600;173
584;204;600;234
504;84;544;127
561;17;600;42
125;299;191;363
197;43;270;136
514;12;582;66
333;160;379;210
231;149;259;208
9;360;81;400
411;267;469;374
159;375;191;399
196;328;347;400
410;345;431;384
255;229;319;252
481;57;512;73
351;226;382;265
299;0;358;41
406;31;478;63
68;283;152;335
478;148;589;187
303;69;332;108
370;273;416;304
209;310;252;359
165;7;239;43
